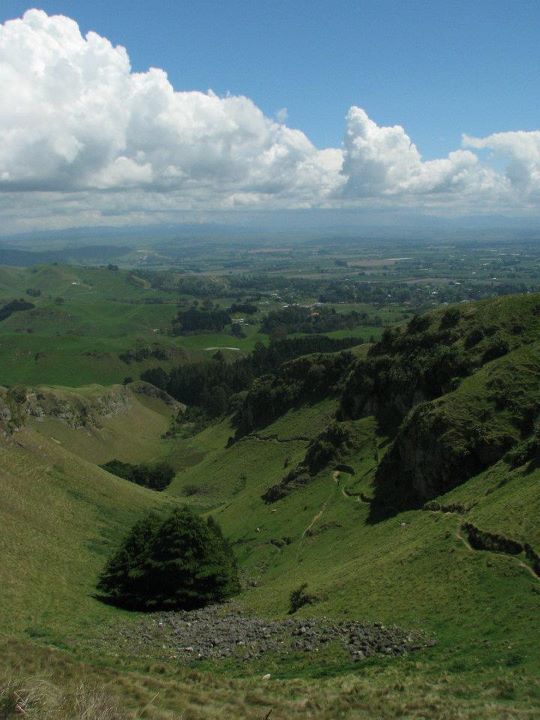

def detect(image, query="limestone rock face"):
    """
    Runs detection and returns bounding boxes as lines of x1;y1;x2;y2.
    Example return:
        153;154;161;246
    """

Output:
0;383;180;437
23;387;132;429
372;343;540;514
374;400;493;507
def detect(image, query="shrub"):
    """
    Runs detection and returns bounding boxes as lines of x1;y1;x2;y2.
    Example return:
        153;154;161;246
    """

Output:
464;327;484;349
407;314;431;334
440;307;461;329
288;583;317;614
140;367;169;390
100;460;175;491
482;335;510;363
97;508;240;610
182;483;199;496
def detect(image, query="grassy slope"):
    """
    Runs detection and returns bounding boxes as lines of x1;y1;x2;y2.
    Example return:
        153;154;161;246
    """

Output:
0;265;179;385
154;404;540;717
153;296;540;715
0;432;177;639
0;292;539;718
27;386;173;466
7;409;536;718
0;384;187;639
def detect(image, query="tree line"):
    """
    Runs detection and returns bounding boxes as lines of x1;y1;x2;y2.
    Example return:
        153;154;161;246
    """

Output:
260;305;380;335
141;335;361;419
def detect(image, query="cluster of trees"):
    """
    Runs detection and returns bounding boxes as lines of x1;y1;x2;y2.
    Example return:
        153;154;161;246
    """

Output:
228;302;258;315
172;304;231;335
119;346;169;364
338;304;519;431
260;305;374;335
100;460;175;491
248;335;359;374
141;335;361;419
97;507;240;610
229;274;321;295
0;299;35;322
233;351;355;438
167;356;250;418
339;320;472;430
141;271;229;298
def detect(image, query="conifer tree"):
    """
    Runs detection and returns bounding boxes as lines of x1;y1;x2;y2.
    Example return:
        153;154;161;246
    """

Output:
97;507;240;610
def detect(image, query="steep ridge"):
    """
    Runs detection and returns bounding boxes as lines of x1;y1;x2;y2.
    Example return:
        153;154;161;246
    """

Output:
339;293;540;429
373;342;540;515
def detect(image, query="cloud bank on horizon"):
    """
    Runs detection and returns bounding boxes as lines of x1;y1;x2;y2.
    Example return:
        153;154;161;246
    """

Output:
0;9;539;232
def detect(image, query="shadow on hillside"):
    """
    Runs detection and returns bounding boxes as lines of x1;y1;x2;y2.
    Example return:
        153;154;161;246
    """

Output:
364;462;425;525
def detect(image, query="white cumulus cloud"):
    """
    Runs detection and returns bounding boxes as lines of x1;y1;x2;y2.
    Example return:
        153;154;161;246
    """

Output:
341;107;507;201
463;130;540;198
0;9;341;204
0;9;539;232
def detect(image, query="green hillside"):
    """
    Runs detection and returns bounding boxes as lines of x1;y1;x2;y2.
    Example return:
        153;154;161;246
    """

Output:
0;292;539;718
0;385;180;638
0;264;381;387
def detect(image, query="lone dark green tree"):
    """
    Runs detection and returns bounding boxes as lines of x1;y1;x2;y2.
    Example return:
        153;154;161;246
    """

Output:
97;507;240;610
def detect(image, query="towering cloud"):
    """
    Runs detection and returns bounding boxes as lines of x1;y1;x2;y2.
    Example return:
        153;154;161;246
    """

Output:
342;107;503;199
463;131;540;198
0;9;538;231
0;9;341;202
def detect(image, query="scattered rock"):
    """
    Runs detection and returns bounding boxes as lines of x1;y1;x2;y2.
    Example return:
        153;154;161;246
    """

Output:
102;604;433;664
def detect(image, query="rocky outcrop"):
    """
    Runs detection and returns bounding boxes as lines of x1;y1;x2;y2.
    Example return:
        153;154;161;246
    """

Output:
105;604;434;663
130;380;183;412
373;400;516;512
462;523;524;555
0;383;177;435
24;387;132;429
462;523;540;578
370;343;540;517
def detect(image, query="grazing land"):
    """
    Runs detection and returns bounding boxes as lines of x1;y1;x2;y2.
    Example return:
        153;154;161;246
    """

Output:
0;239;539;719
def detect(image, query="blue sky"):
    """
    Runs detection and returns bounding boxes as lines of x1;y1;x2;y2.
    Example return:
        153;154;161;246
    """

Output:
0;2;539;232
2;0;539;158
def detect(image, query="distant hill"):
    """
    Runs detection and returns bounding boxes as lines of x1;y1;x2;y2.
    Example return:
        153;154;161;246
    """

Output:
0;244;132;266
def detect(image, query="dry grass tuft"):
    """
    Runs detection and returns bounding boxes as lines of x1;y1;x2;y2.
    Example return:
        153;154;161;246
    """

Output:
0;675;128;720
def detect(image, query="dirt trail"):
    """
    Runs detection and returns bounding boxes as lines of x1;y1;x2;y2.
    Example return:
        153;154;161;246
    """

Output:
301;506;327;539
296;470;341;561
301;472;339;538
455;526;539;582
333;470;363;502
